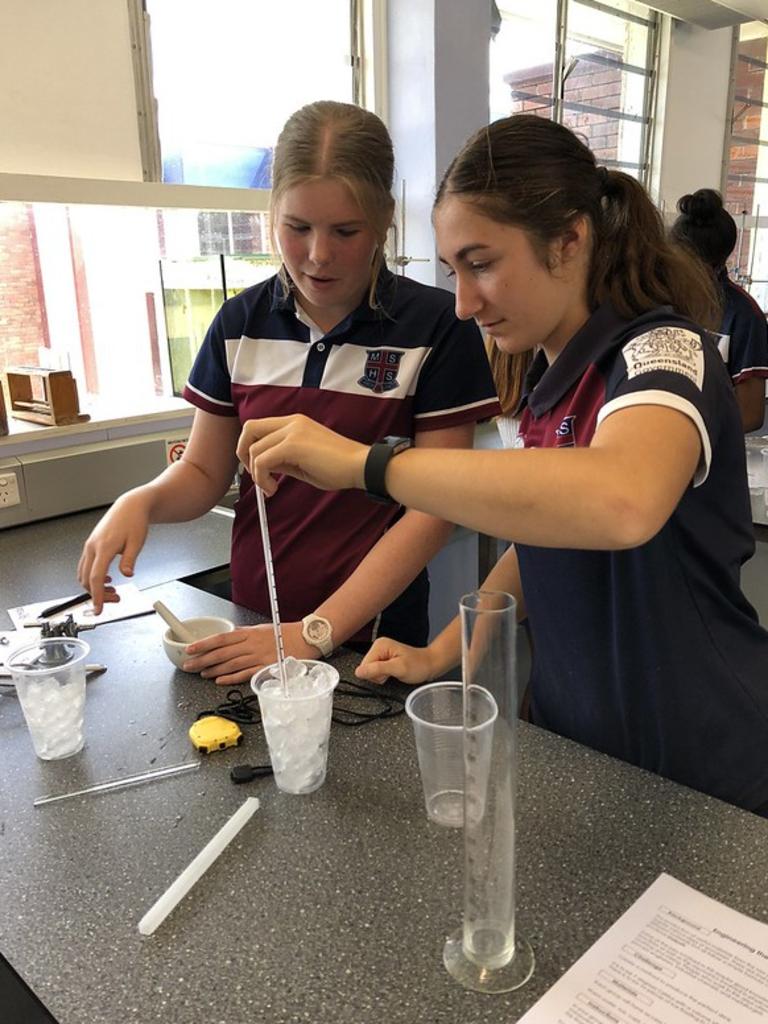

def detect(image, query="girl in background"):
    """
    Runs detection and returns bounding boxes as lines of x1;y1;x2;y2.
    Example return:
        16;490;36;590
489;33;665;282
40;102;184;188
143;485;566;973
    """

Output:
671;188;768;432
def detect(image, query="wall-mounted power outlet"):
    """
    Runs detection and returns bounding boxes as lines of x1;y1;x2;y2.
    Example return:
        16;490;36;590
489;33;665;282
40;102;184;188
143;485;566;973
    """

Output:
0;470;21;508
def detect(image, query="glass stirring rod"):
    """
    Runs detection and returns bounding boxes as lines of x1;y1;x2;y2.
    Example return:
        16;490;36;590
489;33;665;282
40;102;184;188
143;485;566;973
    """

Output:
255;485;288;694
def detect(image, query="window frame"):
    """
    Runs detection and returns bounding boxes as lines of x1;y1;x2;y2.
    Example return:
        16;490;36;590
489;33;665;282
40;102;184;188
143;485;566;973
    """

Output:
722;24;768;299
497;0;661;187
0;0;384;449
131;0;380;187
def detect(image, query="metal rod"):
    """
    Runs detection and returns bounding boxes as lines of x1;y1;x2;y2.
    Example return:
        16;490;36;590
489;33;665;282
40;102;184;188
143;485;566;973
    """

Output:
749;204;761;287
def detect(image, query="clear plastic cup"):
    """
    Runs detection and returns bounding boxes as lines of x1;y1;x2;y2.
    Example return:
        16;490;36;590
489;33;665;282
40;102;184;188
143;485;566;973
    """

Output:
406;682;464;827
405;681;498;829
251;660;339;794
8;637;90;760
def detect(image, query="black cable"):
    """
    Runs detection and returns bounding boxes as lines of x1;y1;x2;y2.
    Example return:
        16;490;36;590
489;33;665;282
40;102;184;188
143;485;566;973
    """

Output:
196;680;405;729
201;681;406;787
331;678;405;726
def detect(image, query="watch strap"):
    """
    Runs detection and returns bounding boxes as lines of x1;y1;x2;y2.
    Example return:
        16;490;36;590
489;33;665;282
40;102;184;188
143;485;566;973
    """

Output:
364;436;412;503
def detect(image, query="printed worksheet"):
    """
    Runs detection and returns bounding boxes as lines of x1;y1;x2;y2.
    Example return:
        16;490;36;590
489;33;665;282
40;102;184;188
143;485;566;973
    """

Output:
519;873;768;1023
8;583;154;629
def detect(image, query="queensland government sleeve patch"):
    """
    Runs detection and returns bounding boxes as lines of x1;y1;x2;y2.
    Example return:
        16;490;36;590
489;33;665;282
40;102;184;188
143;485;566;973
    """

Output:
621;327;704;389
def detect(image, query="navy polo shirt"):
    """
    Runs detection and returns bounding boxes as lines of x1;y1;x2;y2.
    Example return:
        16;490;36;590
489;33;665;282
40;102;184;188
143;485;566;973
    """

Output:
717;269;768;383
517;302;768;810
183;270;500;639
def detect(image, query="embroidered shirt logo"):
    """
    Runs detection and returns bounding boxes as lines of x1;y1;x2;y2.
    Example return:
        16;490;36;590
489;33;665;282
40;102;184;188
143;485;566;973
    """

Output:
358;349;404;393
622;327;704;388
554;414;577;447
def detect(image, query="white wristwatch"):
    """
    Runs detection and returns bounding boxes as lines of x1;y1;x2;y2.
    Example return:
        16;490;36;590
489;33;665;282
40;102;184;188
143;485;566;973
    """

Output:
301;614;334;657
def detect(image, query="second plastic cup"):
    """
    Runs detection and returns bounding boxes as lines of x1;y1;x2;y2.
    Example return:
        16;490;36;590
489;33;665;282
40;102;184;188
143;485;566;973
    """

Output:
405;682;461;827
251;660;339;794
8;637;90;760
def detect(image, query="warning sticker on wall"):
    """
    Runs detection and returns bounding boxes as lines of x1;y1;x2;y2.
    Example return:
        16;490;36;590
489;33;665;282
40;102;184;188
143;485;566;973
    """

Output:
166;439;188;464
621;327;704;389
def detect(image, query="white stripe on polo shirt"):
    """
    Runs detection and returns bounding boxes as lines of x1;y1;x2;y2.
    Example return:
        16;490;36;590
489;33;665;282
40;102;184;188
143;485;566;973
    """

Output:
415;396;501;419
320;343;428;398
184;380;234;407
226;336;309;387
224;334;431;400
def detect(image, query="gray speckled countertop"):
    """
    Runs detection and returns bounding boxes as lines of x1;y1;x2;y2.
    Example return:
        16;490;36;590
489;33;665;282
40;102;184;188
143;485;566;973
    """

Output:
2;534;768;1023
0;508;232;623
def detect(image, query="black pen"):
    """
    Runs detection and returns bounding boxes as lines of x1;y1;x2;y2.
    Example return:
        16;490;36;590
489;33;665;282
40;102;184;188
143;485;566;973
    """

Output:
38;592;92;619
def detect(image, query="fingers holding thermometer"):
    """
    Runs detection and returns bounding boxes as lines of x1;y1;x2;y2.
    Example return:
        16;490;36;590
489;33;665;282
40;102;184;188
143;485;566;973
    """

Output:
236;415;368;495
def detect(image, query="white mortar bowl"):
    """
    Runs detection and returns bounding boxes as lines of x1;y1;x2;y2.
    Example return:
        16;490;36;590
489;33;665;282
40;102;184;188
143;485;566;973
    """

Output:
162;616;235;671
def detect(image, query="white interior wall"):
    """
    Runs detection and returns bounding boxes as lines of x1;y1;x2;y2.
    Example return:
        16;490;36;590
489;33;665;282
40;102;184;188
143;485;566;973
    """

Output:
652;19;734;213
387;0;491;286
0;0;143;180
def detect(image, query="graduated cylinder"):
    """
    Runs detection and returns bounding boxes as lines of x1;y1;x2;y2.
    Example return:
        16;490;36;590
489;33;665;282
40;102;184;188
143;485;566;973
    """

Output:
443;589;534;993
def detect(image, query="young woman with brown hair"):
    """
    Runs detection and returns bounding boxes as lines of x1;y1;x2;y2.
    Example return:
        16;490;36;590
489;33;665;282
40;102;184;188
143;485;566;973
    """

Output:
240;115;768;812
77;101;500;683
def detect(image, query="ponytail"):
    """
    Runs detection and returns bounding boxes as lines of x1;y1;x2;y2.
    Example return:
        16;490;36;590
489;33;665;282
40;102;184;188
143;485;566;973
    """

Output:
594;171;721;328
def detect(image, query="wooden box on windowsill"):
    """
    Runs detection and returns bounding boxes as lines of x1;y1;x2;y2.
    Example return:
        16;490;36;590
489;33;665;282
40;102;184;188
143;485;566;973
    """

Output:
6;367;90;427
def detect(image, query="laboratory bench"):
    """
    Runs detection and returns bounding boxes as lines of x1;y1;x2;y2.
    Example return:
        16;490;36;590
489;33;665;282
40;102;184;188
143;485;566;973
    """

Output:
2;516;768;1023
0;506;232;623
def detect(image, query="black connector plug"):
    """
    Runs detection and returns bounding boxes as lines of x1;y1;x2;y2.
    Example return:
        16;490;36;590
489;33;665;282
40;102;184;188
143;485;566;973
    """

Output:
230;764;273;784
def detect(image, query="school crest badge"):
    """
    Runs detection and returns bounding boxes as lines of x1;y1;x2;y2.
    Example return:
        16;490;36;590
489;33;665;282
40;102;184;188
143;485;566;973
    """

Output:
554;414;577;447
358;349;403;393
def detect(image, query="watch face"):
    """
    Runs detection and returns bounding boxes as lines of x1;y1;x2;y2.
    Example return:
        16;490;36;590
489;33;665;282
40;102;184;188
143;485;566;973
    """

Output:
306;619;331;642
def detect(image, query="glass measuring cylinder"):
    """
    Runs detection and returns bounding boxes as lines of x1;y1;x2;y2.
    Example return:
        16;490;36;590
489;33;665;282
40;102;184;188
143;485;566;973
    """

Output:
443;590;534;993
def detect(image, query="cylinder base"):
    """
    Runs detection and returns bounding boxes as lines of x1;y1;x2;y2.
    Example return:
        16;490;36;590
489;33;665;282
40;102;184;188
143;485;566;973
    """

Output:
443;930;534;993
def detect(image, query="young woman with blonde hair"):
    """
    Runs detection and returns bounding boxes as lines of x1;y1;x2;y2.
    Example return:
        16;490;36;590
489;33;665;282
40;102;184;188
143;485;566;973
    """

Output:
78;101;499;682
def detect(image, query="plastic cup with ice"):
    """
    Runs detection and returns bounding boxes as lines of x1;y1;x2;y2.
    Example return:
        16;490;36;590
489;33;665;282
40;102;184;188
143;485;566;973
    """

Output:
8;637;90;760
251;657;339;794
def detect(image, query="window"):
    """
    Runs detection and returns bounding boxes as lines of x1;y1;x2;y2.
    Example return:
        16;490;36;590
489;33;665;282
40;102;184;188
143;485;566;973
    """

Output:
491;0;659;184
0;194;275;426
0;0;379;431
145;0;358;188
724;22;768;311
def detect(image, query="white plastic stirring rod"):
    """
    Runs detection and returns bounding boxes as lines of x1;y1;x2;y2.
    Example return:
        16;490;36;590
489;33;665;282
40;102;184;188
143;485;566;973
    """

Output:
138;797;260;936
255;486;288;693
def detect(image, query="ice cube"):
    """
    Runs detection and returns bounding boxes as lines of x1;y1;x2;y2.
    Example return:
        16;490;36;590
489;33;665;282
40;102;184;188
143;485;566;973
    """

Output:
282;657;307;680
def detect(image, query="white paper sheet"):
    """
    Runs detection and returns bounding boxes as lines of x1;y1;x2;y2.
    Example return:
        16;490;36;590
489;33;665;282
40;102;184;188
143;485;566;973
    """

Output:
519;873;768;1023
0;629;42;673
7;583;154;630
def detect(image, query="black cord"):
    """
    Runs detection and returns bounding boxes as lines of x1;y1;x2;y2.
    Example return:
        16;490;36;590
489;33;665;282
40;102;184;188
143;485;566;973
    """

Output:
196;680;405;729
196;689;261;726
331;678;405;726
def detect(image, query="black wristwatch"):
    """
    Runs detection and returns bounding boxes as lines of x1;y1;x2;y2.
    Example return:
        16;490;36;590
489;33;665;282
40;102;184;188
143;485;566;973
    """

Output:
364;436;413;503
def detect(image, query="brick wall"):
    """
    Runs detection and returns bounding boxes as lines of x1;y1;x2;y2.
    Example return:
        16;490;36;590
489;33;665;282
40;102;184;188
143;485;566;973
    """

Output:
0;204;49;372
504;53;622;161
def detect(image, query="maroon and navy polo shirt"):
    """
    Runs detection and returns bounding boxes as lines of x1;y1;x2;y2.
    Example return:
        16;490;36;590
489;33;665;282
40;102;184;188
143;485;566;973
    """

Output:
717;269;768;385
183;269;500;640
516;302;768;810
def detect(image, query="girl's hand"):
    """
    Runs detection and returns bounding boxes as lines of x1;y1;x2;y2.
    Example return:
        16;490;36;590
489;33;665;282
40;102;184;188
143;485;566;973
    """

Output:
355;637;436;686
77;494;150;614
236;414;368;496
181;621;316;686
